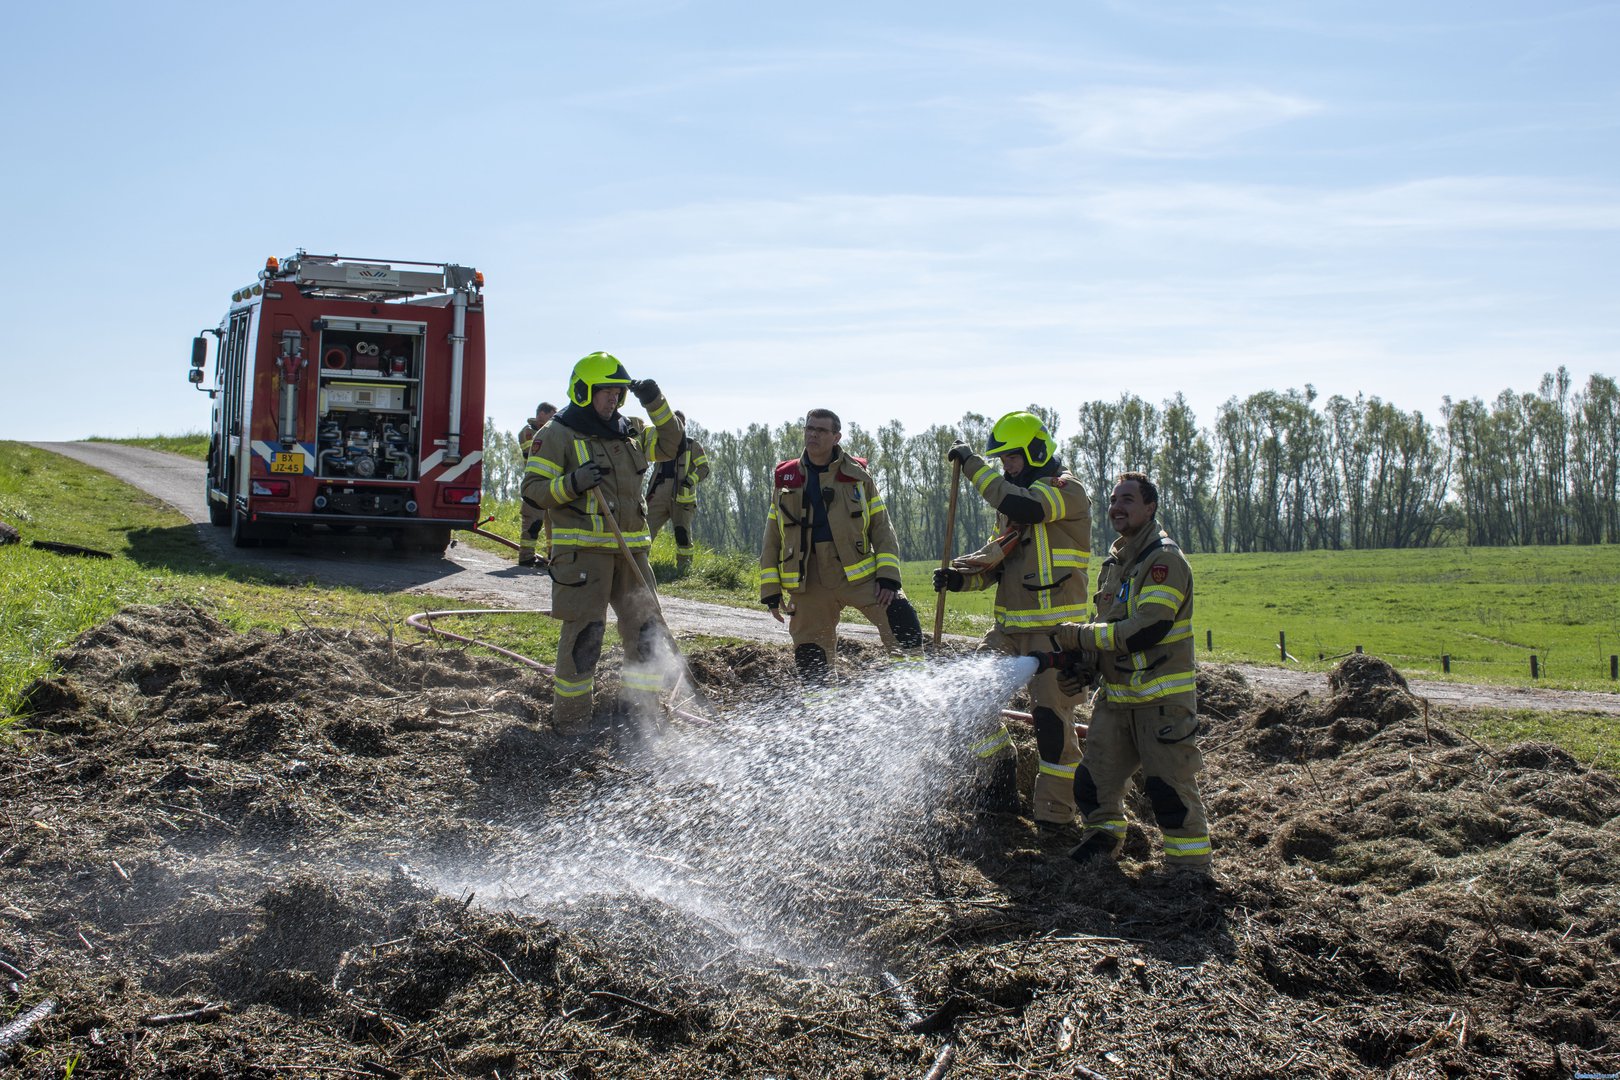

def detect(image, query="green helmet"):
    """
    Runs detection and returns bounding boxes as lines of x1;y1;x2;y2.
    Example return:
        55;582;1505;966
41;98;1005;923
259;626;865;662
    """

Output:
985;411;1054;467
568;351;632;407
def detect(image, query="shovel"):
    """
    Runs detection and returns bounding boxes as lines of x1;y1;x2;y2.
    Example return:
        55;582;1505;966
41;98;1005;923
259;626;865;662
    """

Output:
932;459;962;645
594;495;710;720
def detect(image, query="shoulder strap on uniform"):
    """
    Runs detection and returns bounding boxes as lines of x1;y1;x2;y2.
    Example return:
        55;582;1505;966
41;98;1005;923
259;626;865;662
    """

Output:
1127;534;1176;574
834;452;869;483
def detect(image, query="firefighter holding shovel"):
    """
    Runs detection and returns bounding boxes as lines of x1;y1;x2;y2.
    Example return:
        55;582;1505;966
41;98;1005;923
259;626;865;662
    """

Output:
933;411;1091;832
522;352;683;730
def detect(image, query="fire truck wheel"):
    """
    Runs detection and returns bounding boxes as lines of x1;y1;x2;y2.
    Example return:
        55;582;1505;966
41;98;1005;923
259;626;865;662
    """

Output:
229;503;260;548
206;475;230;526
395;526;452;556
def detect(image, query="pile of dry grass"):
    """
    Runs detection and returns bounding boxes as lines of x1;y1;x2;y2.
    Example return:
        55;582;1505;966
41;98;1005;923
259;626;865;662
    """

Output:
0;604;1614;1077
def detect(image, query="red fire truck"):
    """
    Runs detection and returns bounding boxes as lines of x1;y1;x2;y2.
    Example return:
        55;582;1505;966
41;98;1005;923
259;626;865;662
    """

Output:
188;252;486;553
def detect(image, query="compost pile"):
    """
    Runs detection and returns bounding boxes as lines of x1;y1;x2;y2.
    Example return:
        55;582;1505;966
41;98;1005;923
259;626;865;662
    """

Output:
2;604;1616;1079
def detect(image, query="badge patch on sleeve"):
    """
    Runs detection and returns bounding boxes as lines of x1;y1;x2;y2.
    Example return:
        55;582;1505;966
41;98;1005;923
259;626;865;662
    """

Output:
1150;564;1169;584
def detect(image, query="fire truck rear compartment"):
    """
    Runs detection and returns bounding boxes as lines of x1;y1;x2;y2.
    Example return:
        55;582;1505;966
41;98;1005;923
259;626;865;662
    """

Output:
315;323;425;483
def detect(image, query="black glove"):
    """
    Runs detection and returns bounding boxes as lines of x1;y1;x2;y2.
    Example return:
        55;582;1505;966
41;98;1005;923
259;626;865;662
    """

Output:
763;595;780;610
569;460;605;492
630;379;661;406
933;567;964;592
947;442;975;465
876;577;901;593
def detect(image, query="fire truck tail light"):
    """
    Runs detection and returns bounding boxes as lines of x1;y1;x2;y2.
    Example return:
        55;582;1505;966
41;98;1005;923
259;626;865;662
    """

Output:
252;479;292;498
443;486;480;506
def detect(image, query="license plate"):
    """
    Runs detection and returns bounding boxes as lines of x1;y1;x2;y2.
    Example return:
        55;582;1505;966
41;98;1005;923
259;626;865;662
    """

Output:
270;452;304;474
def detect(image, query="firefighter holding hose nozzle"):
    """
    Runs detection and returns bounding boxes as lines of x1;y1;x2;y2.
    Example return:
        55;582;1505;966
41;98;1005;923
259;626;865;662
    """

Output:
933;411;1091;834
522;352;683;731
1036;471;1212;878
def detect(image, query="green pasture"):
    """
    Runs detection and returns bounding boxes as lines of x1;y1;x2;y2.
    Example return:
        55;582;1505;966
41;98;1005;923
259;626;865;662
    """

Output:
900;546;1620;692
5;440;1620;769
0;442;561;729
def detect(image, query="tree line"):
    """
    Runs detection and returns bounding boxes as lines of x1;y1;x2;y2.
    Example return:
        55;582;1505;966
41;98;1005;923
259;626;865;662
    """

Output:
483;367;1620;559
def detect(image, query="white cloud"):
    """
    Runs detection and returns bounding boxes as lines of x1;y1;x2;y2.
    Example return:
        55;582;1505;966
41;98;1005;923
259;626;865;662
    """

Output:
1021;86;1321;157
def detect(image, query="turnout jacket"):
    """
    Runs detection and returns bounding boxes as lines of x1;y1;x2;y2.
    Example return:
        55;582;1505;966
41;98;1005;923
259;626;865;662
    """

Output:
517;417;550;461
1059;526;1196;711
952;454;1091;632
646;437;711;506
759;449;901;602
520;395;682;552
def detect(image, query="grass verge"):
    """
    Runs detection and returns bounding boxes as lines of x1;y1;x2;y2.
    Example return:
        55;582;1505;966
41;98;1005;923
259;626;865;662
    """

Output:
0;442;560;730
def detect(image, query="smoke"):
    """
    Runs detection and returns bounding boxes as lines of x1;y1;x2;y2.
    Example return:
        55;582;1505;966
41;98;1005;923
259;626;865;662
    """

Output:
428;653;1038;968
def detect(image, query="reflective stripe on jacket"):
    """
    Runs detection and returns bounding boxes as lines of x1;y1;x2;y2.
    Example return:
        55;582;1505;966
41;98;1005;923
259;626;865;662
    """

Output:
759;450;900;600
520;397;682;552
1084;528;1196;709
957;456;1091;631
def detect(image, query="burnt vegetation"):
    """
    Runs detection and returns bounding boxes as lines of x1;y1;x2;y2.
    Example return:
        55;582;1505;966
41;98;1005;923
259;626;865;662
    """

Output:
1;604;1616;1077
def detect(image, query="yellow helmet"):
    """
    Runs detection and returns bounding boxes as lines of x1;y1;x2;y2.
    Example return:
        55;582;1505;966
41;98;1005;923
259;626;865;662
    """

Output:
567;351;632;407
985;411;1054;467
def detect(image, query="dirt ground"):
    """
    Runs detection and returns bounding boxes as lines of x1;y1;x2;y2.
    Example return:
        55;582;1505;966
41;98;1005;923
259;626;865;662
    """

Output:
2;604;1617;1078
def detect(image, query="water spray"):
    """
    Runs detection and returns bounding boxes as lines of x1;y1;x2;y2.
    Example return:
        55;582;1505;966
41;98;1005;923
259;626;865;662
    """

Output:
429;653;1043;971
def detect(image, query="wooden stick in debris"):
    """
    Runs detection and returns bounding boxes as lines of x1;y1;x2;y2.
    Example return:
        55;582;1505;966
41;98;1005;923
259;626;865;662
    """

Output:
922;1044;956;1080
586;990;676;1021
0;999;56;1047
140;1002;228;1027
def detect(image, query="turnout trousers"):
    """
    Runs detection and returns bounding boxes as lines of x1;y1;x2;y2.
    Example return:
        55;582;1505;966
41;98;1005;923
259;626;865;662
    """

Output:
548;547;671;729
1074;699;1212;868
646;487;696;570
786;543;898;671
972;628;1085;824
519;500;548;563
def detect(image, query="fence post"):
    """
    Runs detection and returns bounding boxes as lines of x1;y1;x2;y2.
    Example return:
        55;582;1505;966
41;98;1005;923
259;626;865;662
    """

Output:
1442;654;1450;674
1206;629;1213;652
1355;645;1363;654
1530;655;1539;679
1279;630;1287;660
1611;654;1617;680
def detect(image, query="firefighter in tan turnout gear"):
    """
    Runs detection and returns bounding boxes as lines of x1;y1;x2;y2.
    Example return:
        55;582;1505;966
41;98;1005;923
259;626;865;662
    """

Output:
516;401;557;568
760;408;923;680
1049;471;1211;875
522;353;683;728
934;411;1091;829
645;411;710;576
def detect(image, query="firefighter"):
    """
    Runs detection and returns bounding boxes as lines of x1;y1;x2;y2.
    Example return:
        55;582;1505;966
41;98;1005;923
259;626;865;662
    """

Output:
1048;471;1211;875
522;353;682;729
516;402;558;568
933;411;1090;828
645;410;710;576
760;408;923;680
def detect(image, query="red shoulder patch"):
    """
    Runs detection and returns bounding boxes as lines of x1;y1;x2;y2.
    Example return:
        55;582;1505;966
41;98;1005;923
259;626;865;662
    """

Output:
1150;564;1169;584
1052;476;1067;487
848;454;868;468
774;459;805;489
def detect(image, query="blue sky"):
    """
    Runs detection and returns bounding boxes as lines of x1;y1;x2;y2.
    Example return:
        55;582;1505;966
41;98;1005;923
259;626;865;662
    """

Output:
2;1;1616;444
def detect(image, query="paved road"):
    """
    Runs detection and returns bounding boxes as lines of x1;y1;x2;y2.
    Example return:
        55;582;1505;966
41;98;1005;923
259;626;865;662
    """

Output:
30;441;1620;716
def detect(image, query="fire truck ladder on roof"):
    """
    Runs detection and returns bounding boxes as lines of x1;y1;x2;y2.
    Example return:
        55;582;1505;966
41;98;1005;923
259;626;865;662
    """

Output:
266;251;479;301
